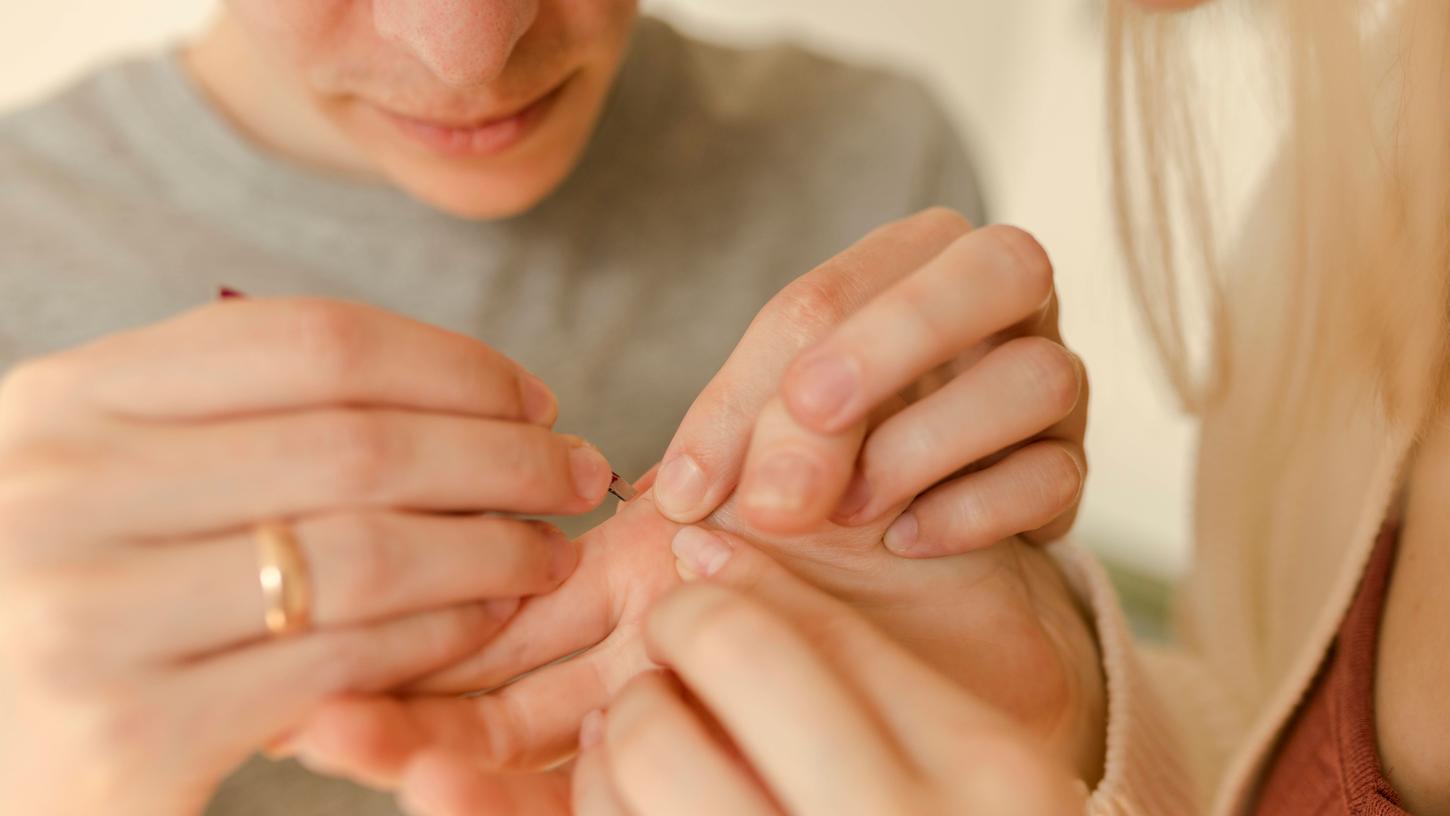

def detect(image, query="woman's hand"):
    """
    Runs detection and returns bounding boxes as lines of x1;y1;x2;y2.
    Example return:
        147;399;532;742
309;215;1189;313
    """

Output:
0;298;611;815
283;491;1104;791
388;534;1086;816
654;208;1087;554
280;214;1103;789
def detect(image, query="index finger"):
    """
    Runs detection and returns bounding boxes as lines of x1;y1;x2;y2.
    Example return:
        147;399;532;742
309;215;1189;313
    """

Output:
16;297;556;424
643;581;911;815
781;225;1055;434
652;208;973;522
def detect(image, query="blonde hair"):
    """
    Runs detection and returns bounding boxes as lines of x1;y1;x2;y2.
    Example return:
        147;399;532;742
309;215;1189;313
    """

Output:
1106;0;1450;441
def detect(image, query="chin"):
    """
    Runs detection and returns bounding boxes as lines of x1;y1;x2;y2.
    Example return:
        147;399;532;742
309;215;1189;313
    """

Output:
340;71;608;220
378;152;581;219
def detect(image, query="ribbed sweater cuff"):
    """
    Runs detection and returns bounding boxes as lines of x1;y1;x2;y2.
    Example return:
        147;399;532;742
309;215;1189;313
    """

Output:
1048;542;1199;815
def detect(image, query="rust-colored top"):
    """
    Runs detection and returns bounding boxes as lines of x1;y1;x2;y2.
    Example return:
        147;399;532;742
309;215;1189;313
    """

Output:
1253;523;1408;815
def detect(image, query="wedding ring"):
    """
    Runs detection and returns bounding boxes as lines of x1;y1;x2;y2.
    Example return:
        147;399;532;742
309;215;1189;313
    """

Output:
255;521;311;636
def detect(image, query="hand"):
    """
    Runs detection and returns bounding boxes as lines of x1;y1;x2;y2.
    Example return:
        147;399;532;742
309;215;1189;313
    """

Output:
283;214;1102;787
285;493;1104;789
653;208;1087;554
383;534;1086;816
0;298;611;815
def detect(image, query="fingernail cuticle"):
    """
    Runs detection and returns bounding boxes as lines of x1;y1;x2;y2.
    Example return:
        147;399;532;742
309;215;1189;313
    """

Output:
883;512;920;555
654;454;707;519
671;527;733;577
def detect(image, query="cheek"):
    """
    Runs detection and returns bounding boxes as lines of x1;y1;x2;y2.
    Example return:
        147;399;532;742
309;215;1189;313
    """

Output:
549;0;639;57
223;0;355;62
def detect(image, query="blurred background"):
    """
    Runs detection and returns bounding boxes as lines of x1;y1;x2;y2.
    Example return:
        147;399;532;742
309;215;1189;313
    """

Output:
0;1;1272;621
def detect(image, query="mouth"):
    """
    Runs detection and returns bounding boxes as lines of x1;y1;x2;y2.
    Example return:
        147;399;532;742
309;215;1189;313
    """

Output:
374;75;571;157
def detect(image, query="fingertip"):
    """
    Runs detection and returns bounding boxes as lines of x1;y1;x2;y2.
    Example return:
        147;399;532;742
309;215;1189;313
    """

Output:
782;352;861;433
519;371;558;427
579;709;605;750
669;526;733;578
882;511;920;556
652;454;712;522
567;440;613;508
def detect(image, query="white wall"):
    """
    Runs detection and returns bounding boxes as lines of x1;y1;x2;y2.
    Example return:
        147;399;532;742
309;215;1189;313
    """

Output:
0;1;1207;578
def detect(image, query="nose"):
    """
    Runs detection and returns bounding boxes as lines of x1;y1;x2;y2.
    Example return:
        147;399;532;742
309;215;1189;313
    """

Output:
373;0;540;87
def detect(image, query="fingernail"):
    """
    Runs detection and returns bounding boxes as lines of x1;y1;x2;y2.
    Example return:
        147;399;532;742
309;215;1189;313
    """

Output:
568;441;611;503
670;526;733;577
485;596;520;620
654;454;708;520
742;451;818;513
544;527;578;581
217;286;246;299
883;511;919;555
834;473;873;522
519;372;557;425
788;354;858;429
579;709;605;749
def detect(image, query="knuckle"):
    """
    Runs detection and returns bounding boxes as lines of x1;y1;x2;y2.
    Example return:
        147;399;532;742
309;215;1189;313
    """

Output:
281;299;369;389
0;356;79;428
769;277;852;339
1008;338;1082;417
0;359;53;409
306;411;395;502
977;225;1054;309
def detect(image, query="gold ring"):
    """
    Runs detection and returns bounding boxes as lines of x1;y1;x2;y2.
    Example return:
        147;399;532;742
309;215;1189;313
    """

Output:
255;521;311;636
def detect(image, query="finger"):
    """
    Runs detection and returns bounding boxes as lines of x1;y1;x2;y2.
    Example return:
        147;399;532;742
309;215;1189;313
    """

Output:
168;602;517;775
604;672;779;816
45;409;611;540
16;297;556;425
735;398;865;534
664;526;999;742
573;712;633;816
118;512;577;659
668;529;1086;812
300;641;637;779
641;566;909;814
782;225;1056;434
883;440;1085;557
401;753;572;816
652;208;973;522
836;336;1084;525
403;498;645;693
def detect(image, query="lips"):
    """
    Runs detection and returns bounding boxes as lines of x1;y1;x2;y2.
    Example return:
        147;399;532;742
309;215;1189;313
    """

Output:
375;77;569;157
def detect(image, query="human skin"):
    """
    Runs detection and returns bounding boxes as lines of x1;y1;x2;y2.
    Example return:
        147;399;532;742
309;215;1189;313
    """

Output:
0;299;612;815
185;3;1093;554
397;527;1087;816
186;0;639;218
285;216;1105;793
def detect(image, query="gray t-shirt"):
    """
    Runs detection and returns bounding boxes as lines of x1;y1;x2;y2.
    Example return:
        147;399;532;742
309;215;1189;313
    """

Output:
0;16;984;814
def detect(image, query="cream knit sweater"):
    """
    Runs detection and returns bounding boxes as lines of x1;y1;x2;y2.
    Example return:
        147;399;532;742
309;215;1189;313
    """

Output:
1055;178;1416;814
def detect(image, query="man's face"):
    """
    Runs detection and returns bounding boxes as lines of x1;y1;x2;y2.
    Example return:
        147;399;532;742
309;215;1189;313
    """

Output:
218;0;638;218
